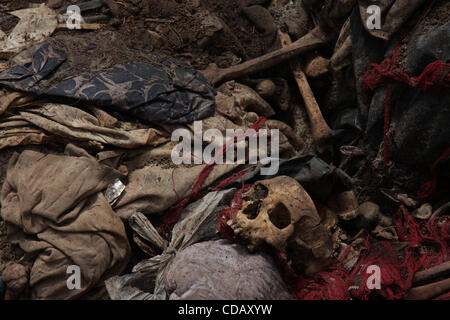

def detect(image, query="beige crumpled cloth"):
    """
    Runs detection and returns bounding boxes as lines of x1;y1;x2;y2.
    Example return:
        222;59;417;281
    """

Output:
0;102;169;151
358;0;427;40
0;144;131;299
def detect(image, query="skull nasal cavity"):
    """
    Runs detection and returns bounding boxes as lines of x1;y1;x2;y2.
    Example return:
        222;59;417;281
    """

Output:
243;201;260;220
268;203;291;229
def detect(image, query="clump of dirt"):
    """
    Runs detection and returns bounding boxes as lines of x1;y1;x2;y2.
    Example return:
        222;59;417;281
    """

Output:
47;31;169;78
0;16;19;34
101;0;181;18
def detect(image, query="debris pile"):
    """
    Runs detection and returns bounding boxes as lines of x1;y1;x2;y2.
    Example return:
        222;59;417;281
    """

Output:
0;0;448;300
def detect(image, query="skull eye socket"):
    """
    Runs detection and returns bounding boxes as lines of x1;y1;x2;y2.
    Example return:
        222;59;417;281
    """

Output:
269;203;291;229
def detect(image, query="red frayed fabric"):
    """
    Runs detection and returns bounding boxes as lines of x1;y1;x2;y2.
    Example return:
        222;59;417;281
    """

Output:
418;147;450;199
363;59;450;94
216;185;252;243
212;168;249;192
163;117;266;233
277;205;450;300
362;58;449;167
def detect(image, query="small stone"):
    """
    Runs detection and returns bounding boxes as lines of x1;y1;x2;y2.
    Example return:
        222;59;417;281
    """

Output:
378;213;393;227
256;80;277;100
372;225;397;240
187;0;200;8
397;193;418;207
359;201;380;223
328;191;359;221
109;18;122;26
47;0;64;9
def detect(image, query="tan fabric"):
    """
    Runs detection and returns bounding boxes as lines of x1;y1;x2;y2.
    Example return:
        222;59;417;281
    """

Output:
0;144;131;299
0;126;54;150
0;103;169;150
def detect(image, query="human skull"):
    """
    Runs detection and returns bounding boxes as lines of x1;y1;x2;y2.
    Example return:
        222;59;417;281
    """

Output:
231;176;333;276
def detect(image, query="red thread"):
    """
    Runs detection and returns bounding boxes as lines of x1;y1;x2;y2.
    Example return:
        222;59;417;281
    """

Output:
418;147;450;199
363;60;450;94
163;117;266;233
363;58;449;167
212;168;249;192
216;185;252;242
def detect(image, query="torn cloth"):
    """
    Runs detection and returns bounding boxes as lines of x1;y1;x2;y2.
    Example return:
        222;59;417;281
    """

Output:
112;142;241;219
106;189;236;300
0;144;131;299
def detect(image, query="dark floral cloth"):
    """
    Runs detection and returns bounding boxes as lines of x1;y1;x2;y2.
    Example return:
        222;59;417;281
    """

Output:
0;43;216;124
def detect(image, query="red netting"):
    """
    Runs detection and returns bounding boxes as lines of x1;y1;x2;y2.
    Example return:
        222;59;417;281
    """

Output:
418;147;450;199
216;189;449;300
277;205;450;300
361;0;450;167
